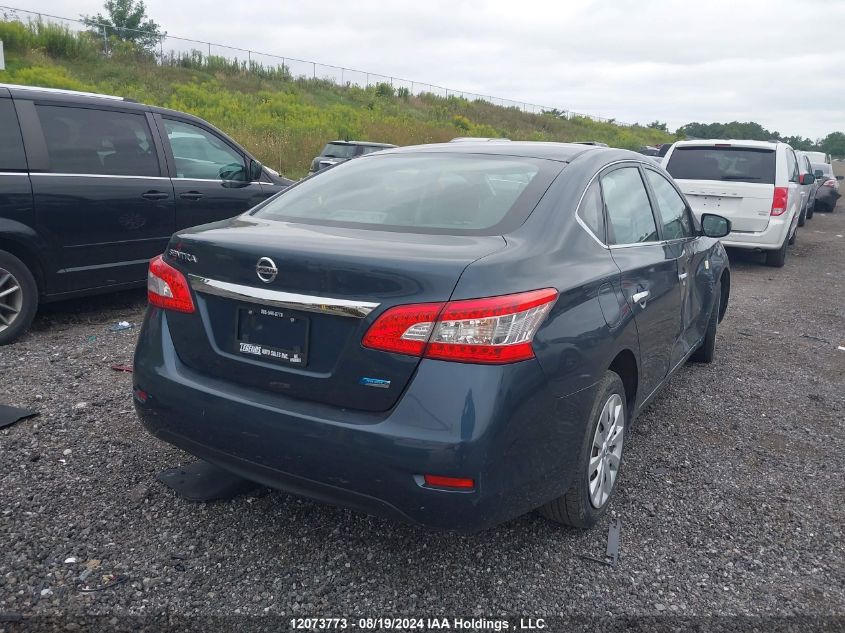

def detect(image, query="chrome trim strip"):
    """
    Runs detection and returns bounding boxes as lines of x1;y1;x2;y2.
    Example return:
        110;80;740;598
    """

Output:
29;173;171;180
0;172;28;176
173;177;262;184
608;240;666;249
187;275;379;319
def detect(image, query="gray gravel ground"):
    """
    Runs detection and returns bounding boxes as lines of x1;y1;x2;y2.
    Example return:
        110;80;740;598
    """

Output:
1;196;843;631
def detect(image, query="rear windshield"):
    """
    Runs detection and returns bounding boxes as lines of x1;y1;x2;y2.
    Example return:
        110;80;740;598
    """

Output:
666;146;776;184
252;153;558;235
321;143;358;159
812;163;832;176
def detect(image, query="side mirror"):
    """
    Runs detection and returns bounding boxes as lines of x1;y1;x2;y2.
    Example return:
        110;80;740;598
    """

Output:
814;169;824;178
248;159;264;182
799;173;815;185
837;175;844;181
701;213;731;238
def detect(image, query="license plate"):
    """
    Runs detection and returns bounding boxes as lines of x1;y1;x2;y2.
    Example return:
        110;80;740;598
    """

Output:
235;306;308;366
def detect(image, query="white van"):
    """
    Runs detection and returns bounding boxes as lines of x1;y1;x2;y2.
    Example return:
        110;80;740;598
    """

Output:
804;150;830;165
663;140;809;267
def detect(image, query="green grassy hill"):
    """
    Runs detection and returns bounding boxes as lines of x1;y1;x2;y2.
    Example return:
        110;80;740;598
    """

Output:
0;20;675;178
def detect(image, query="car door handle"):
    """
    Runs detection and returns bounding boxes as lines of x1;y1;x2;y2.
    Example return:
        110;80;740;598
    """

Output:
632;290;650;307
678;272;689;282
180;191;204;201
141;191;170;201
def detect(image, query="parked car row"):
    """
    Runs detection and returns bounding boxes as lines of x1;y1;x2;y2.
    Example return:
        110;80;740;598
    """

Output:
661;139;841;267
0;82;836;533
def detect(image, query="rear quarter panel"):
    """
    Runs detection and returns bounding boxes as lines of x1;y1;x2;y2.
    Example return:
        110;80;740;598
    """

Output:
452;156;641;401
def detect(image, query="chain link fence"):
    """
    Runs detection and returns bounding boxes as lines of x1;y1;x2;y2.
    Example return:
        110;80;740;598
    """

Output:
0;4;632;126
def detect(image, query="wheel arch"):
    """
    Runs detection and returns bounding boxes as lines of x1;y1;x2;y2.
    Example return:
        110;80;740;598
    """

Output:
0;235;45;293
608;348;638;416
718;268;730;322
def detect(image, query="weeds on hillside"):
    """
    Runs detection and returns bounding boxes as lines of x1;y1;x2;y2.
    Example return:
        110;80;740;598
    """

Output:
0;18;675;177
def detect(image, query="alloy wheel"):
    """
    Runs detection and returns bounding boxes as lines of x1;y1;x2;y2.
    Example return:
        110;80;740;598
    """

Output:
588;393;625;508
0;268;23;333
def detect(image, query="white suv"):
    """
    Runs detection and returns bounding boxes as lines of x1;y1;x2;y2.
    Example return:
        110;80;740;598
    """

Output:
663;140;806;267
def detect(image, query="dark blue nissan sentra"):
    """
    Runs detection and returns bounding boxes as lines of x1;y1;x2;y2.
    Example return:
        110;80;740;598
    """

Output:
133;142;731;532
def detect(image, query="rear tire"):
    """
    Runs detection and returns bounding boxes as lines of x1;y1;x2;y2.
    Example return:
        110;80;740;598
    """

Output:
766;233;788;267
806;201;814;220
539;371;626;529
788;227;797;246
0;250;38;346
691;281;720;364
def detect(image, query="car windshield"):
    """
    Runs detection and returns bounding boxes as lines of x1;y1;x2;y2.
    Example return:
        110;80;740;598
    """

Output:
253;153;555;235
665;146;776;184
321;143;358;159
812;163;832;176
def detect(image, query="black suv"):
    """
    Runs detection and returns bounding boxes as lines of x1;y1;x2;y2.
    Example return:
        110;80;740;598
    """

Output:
308;140;396;175
0;84;292;344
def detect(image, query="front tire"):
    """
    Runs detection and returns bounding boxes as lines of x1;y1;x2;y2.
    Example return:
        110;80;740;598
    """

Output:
539;371;626;529
0;250;38;346
691;281;720;363
806;201;814;220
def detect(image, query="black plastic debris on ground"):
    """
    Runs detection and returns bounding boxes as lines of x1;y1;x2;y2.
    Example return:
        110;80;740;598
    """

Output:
157;460;259;502
0;405;37;430
579;517;621;567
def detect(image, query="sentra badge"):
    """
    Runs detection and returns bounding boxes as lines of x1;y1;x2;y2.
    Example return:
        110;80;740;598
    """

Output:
168;249;198;263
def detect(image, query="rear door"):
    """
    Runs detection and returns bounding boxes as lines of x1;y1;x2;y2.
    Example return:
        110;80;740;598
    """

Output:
601;164;682;400
155;115;270;230
643;167;708;364
665;145;776;232
0;93;39;314
21;99;174;293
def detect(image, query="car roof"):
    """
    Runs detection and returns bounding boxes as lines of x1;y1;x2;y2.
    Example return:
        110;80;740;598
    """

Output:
380;141;615;162
326;140;397;148
673;139;781;150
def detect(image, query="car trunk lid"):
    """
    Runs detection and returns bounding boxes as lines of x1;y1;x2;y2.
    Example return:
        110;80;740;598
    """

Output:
677;180;775;232
163;217;506;412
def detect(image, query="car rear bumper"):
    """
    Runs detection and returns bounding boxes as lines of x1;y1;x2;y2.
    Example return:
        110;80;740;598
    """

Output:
133;309;596;531
720;213;795;250
815;187;841;209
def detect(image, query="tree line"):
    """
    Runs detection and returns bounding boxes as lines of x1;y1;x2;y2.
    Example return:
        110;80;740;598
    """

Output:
672;121;845;157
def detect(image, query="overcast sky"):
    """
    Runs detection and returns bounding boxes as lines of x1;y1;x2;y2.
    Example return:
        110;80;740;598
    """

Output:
34;0;845;139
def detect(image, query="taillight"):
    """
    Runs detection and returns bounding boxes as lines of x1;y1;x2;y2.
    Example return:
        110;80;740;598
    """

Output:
362;288;557;364
822;178;837;187
147;255;195;313
360;302;442;356
771;186;789;216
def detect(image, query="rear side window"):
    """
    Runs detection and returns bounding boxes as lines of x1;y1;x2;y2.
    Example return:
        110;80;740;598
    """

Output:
577;181;605;242
321;143;357;159
601;167;659;245
786;149;799;183
644;170;694;240
665;146;775;185
37;105;159;177
0;99;26;171
253;153;555;235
